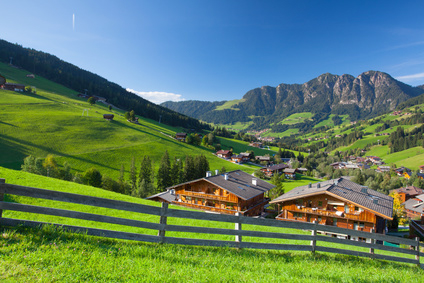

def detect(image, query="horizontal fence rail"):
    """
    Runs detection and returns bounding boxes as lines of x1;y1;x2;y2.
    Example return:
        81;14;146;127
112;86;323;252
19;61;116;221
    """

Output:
0;180;422;268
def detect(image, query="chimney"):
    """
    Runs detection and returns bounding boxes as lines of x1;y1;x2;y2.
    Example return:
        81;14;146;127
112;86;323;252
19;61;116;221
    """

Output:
334;179;338;186
317;183;321;188
252;178;257;186
308;183;312;188
215;169;219;175
361;187;368;194
170;189;175;195
206;171;212;177
224;173;229;180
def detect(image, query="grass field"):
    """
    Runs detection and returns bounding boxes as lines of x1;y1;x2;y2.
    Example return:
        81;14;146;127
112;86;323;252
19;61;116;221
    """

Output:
279;112;313;125
0;63;251;179
314;114;350;128
0;167;423;282
214;99;245;111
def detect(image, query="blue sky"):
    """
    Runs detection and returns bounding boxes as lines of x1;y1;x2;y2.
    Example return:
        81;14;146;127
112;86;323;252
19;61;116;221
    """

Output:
2;1;424;103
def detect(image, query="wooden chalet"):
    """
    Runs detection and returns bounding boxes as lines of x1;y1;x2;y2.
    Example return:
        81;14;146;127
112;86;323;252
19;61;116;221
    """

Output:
163;170;275;216
390;186;424;203
403;194;424;219
103;114;114;121
420;165;424;174
395;166;411;177
270;178;393;236
2;82;25;92
175;133;187;142
283;168;296;180
240;152;252;162
255;155;271;165
249;142;263;148
231;154;243;164
261;163;289;177
216;150;232;159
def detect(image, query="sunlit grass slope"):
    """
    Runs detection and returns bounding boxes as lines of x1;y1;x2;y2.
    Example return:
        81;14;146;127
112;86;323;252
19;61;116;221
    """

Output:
0;63;250;177
0;167;422;282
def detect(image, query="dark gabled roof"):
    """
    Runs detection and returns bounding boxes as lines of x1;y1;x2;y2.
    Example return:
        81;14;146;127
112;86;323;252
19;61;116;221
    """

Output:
270;177;393;219
284;168;296;173
146;190;176;203
403;194;424;214
391;186;424;197
264;163;288;171
167;170;275;201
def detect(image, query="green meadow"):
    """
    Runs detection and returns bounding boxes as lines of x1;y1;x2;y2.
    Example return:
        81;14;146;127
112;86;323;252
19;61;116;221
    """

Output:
0;167;422;282
0;63;253;179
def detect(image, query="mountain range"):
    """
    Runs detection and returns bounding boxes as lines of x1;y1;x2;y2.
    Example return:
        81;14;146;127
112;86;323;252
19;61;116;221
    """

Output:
162;71;424;130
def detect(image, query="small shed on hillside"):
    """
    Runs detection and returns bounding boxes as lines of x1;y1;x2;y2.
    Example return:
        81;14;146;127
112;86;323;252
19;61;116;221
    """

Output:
103;114;114;121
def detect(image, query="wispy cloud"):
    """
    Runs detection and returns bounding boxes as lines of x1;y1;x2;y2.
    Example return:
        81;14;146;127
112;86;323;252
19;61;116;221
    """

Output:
126;88;185;104
395;72;424;83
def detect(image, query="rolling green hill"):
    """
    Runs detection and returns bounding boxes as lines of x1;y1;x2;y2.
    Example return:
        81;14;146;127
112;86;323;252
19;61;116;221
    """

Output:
0;62;249;180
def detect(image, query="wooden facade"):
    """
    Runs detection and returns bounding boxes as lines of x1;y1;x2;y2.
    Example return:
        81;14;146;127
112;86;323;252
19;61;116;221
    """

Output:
275;194;384;234
173;179;269;216
271;178;393;237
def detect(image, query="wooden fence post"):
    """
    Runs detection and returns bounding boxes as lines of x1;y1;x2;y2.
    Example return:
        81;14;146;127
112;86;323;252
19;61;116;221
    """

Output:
235;212;242;248
369;228;375;259
158;202;168;243
0;179;5;220
415;237;420;267
311;220;317;254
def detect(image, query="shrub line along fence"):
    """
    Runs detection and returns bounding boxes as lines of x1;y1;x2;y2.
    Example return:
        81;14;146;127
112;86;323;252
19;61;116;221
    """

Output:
0;179;422;269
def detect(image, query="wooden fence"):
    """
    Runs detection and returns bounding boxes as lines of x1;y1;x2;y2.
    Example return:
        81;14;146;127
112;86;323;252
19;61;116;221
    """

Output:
0;179;422;269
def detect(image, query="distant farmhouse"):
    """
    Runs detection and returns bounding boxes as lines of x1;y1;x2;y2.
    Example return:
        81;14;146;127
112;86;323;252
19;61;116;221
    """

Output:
175;133;187;142
271;177;393;237
2;82;25;92
148;170;275;216
103;114;114;121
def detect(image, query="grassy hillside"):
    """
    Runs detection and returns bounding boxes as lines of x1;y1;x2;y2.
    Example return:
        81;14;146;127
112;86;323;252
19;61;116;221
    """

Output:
0;167;422;281
0;62;250;178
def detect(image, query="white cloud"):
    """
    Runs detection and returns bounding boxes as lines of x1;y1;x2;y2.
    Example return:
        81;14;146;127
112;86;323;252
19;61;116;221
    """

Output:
126;88;185;104
395;72;424;83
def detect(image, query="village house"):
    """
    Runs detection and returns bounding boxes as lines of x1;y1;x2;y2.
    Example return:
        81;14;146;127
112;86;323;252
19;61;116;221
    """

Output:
260;163;289;177
376;165;391;173
390;186;424;203
175;133;187;142
231;154;243;164
2;82;25;92
149;170;275;216
283;168;297;180
402;194;424;219
270;178;393;237
395;166;411;177
26;74;35;78
249;141;263;148
103;114;114;121
239;152;252;162
255;155;271;165
216;150;232;159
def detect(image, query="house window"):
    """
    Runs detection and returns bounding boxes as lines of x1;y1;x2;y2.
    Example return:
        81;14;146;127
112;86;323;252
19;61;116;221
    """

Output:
318;201;323;207
344;205;349;213
359;222;365;229
318;217;322;223
355;206;359;211
297;199;303;205
186;196;192;201
333;218;337;226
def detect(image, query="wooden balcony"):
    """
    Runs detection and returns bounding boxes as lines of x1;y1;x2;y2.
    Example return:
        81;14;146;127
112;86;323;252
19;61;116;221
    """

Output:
173;198;270;216
181;190;231;202
281;206;375;223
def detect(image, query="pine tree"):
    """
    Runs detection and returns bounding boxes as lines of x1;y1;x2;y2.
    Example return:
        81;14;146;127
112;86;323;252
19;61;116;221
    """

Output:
157;150;171;191
170;157;181;185
139;155;152;185
130;157;137;193
183;155;195;182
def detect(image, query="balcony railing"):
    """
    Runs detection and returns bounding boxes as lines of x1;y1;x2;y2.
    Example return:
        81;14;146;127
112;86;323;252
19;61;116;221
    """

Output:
280;206;375;223
181;190;231;202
